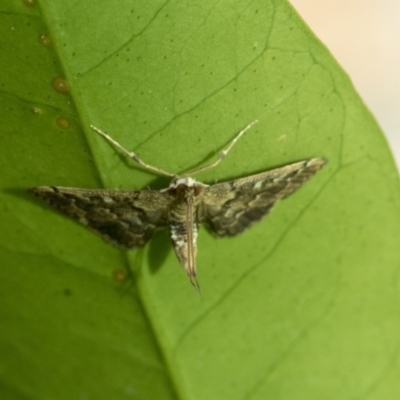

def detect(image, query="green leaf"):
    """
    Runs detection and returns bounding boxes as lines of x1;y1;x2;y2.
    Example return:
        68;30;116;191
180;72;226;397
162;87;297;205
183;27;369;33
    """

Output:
1;0;399;399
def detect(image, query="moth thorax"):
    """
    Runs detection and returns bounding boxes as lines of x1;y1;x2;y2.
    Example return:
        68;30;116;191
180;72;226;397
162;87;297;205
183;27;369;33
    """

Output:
175;183;202;199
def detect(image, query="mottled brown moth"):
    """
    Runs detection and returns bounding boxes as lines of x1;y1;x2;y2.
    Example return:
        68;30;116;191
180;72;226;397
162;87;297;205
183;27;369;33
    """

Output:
29;121;327;291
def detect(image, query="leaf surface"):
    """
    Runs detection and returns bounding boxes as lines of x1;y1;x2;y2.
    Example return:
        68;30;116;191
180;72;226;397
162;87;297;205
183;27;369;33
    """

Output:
1;1;399;399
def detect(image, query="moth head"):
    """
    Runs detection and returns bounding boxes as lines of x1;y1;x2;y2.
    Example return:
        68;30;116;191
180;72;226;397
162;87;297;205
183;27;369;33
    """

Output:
169;176;205;198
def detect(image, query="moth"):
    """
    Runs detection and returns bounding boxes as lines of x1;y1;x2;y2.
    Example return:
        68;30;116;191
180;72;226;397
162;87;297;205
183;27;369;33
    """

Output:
29;121;327;291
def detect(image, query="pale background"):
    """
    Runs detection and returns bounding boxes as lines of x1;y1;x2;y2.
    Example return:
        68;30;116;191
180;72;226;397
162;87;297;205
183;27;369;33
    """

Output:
289;0;400;171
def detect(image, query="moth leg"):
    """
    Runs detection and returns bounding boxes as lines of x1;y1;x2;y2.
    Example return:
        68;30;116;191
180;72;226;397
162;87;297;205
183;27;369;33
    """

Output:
184;120;258;176
90;125;175;177
190;275;201;294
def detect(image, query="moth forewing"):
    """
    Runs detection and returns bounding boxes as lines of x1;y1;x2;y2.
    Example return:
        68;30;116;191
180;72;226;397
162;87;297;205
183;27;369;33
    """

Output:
28;186;173;249
199;158;327;237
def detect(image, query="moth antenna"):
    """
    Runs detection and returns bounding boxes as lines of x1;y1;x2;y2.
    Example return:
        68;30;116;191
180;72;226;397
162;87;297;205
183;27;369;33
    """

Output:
90;125;175;177
184;120;259;176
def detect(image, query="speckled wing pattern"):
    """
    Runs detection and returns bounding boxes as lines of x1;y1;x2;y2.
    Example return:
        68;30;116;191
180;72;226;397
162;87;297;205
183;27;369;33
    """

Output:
199;158;327;236
29;159;327;250
28;186;173;249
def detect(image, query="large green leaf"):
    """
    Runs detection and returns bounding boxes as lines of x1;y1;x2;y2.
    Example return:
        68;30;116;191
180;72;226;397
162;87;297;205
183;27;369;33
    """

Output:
1;1;399;399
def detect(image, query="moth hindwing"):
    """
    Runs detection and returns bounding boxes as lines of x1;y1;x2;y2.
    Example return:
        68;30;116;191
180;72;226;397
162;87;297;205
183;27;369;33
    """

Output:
29;121;327;291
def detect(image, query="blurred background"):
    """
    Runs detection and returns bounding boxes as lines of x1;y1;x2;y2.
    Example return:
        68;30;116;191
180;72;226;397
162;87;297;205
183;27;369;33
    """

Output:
290;0;400;171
